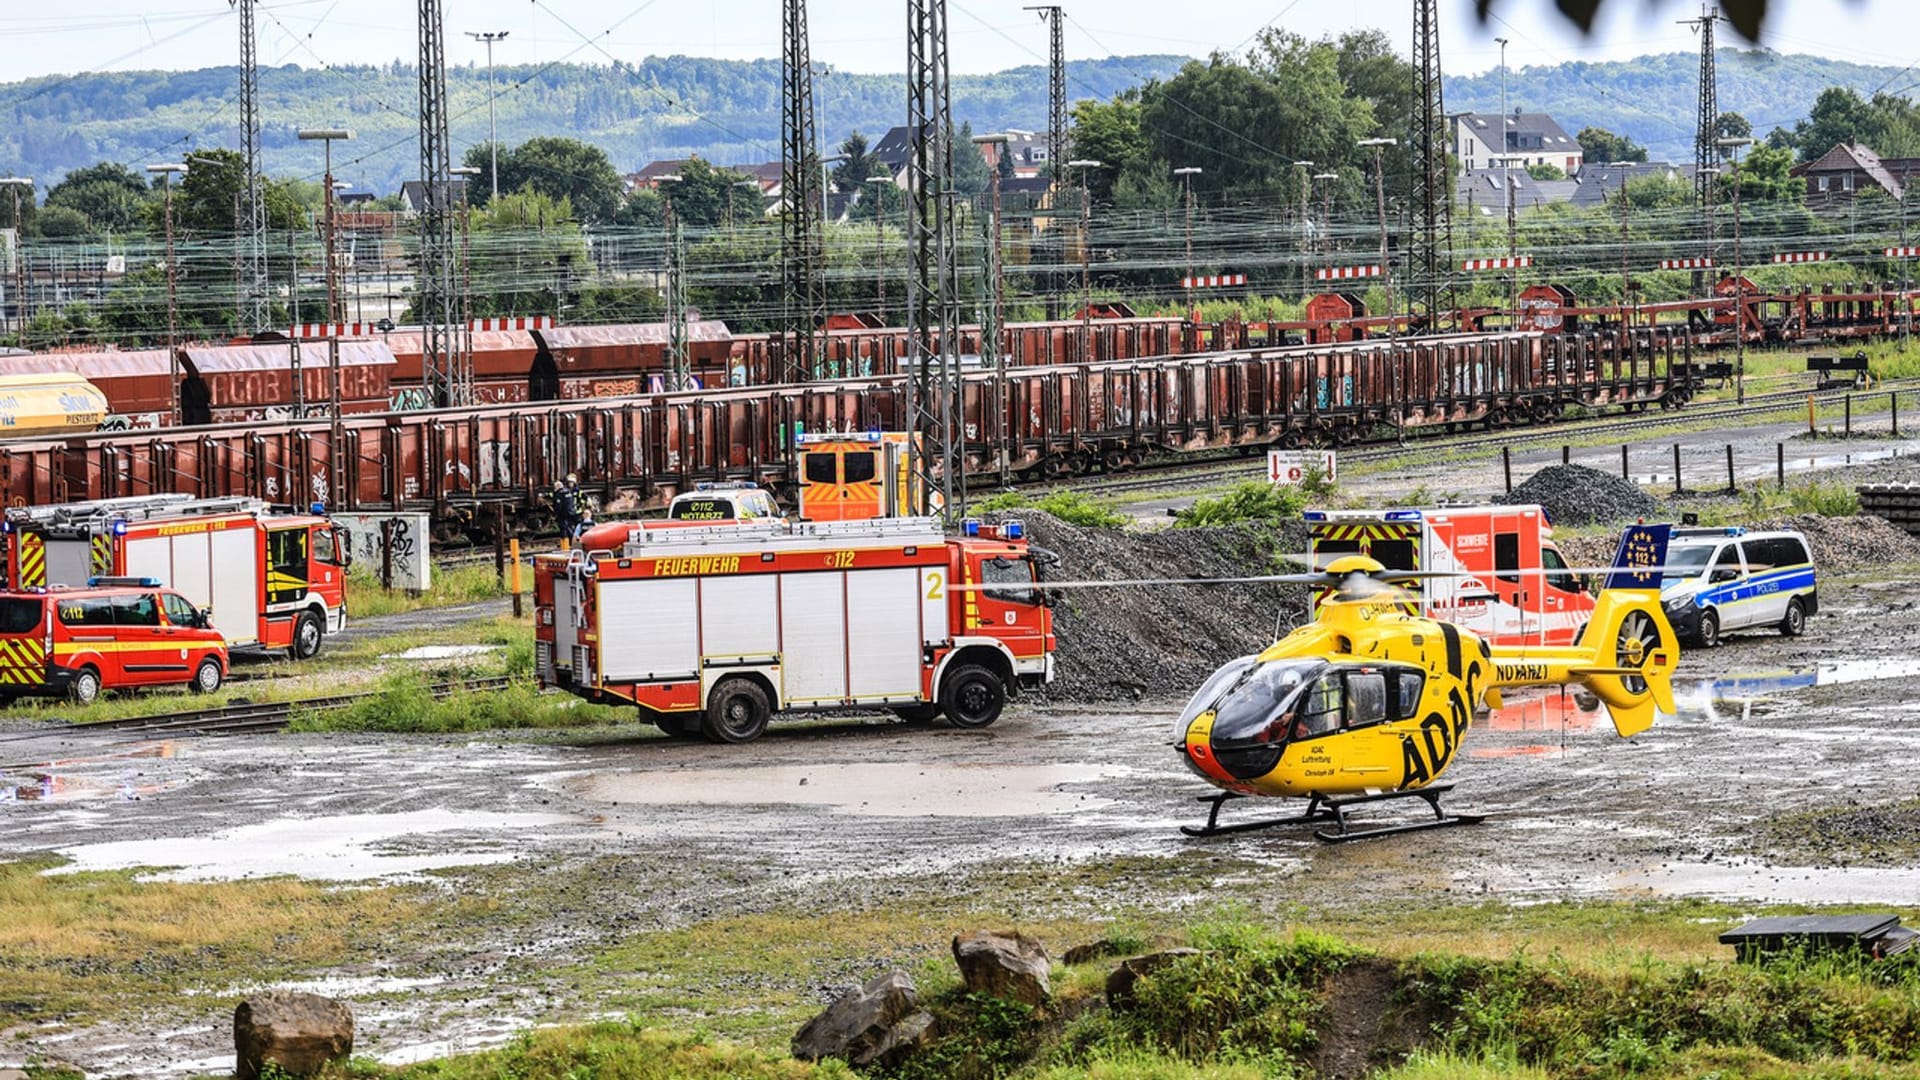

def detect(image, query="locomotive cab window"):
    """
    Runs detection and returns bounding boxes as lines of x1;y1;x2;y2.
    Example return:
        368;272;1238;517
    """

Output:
982;556;1039;605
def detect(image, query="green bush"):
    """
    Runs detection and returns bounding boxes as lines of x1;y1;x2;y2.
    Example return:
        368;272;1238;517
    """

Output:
974;490;1131;529
1176;483;1308;529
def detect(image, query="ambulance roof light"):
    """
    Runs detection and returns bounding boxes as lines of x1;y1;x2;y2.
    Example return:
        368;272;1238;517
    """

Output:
1383;509;1422;522
1302;510;1328;522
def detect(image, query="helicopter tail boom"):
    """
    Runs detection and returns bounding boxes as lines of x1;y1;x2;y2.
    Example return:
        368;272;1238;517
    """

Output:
1484;589;1677;737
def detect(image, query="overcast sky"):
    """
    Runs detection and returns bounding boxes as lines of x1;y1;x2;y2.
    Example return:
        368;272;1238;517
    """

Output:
0;0;1894;82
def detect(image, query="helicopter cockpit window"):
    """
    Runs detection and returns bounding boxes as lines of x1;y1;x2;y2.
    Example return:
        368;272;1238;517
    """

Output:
1296;671;1344;737
1176;654;1259;738
1388;668;1425;720
1207;660;1325;747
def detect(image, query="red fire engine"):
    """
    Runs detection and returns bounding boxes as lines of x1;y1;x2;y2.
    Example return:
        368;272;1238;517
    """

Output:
535;516;1055;743
2;495;349;659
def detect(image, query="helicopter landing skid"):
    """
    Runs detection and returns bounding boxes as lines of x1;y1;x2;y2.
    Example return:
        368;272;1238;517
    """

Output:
1312;785;1484;843
1179;786;1484;842
1179;792;1337;837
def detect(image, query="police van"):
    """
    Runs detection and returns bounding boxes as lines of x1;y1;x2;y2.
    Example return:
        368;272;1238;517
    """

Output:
1659;527;1817;647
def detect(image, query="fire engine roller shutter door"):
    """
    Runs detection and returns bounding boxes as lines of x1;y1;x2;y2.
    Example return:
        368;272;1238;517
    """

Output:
598;578;698;681
699;574;778;659
845;568;922;700
780;572;848;705
209;528;262;645
124;535;178;593
553;576;578;661
162;533;213;613
44;540;89;588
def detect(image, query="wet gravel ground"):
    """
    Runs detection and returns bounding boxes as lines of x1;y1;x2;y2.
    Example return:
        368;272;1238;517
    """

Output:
5;569;1920;1074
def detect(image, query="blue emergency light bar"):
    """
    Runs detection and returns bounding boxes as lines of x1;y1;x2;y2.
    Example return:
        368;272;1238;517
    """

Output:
311;502;327;516
1004;521;1024;540
110;520;128;536
1302;511;1328;522
1383;509;1423;522
962;519;981;537
88;576;163;588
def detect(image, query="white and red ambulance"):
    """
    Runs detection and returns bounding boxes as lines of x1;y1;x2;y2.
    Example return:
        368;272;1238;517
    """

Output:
1305;505;1595;646
535;516;1055;743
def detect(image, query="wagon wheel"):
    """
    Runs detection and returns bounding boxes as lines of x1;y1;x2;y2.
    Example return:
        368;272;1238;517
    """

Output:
1101;448;1128;474
1040;456;1071;482
1126;446;1149;467
1615;609;1660;696
1068;450;1095;476
1334;424;1359;447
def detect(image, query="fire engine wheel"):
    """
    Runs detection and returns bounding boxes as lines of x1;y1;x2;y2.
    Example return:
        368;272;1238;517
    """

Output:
703;678;771;744
191;658;224;694
68;667;102;706
292;611;325;660
940;664;1006;729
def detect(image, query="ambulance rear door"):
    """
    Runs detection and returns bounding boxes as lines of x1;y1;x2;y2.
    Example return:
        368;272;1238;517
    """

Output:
1489;508;1544;644
1421;511;1502;642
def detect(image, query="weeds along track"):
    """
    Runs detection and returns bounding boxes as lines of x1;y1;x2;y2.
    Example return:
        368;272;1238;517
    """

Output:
0;677;516;769
1046;379;1916;501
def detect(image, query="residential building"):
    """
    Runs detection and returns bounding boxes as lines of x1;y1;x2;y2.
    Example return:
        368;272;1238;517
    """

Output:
397;178;470;216
1455;167;1577;214
1569;161;1686;209
1789;142;1920;208
973;130;1054;179
1454;110;1583;175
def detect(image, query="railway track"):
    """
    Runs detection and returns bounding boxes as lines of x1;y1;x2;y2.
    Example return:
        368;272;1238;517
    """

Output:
1047;379;1919;501
0;677;517;771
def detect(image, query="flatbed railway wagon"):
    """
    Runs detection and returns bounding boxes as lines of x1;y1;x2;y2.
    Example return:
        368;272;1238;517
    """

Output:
535;517;1054;743
2;494;349;658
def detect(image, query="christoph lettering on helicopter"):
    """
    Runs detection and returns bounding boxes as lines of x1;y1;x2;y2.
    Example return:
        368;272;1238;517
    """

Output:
1173;527;1679;842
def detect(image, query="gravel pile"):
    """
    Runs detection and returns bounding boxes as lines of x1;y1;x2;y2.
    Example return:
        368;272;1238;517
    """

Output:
983;511;1310;703
1547;514;1920;576
1496;463;1661;526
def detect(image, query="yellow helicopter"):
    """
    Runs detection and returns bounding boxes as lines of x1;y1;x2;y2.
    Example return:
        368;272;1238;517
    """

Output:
1175;553;1678;842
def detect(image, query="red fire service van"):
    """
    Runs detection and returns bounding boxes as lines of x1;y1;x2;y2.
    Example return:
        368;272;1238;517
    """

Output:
3;495;348;659
535;516;1055;743
1305;505;1594;646
0;580;230;704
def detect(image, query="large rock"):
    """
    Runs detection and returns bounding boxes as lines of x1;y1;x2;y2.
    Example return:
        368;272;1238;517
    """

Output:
234;991;354;1080
952;930;1050;1006
1105;948;1204;1009
791;970;935;1068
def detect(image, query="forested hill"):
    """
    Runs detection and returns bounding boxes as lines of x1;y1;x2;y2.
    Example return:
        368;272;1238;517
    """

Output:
1445;48;1913;163
0;55;1187;194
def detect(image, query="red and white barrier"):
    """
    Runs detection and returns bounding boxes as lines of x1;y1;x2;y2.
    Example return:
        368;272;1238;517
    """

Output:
1658;257;1714;270
1180;273;1247;289
288;323;380;339
1313;265;1382;281
1887;247;1920;258
470;316;555;332
1460;256;1531;271
1772;251;1829;264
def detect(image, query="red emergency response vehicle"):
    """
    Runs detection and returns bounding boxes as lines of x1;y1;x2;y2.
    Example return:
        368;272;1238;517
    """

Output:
0;580;230;704
535;516;1055;743
1306;505;1594;646
2;495;349;659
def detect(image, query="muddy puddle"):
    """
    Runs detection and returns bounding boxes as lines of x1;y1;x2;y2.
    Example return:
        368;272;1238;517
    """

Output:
570;761;1124;818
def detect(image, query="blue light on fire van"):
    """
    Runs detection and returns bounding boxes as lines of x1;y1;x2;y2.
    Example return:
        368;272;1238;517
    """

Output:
111;520;127;536
962;519;981;537
1003;521;1024;540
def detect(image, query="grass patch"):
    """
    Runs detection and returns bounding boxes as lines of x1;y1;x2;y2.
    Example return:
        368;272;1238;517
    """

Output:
1689;477;1862;525
286;673;628;734
0;857;436;1026
974;490;1132;529
347;563;510;619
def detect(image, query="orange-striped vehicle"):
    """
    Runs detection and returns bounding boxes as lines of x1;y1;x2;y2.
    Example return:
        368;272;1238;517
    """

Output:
796;432;921;521
0;579;229;705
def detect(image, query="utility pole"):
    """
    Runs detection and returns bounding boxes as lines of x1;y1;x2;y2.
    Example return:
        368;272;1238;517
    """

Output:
1293;161;1313;299
465;31;510;202
1610;161;1635;326
781;0;825;383
452;165;481;401
1174;166;1201;299
1;178;31;341
1314;172;1339;278
1025;6;1067;187
146;165;187;420
986;166;1007;485
1410;0;1455;330
869;175;892;315
658;174;690;390
1684;5;1723;294
229;0;269;332
1496;37;1519;318
1069;159;1103;359
1360;137;1400;438
298;128;354;435
907;0;962;519
1719;136;1754;404
417;0;461;406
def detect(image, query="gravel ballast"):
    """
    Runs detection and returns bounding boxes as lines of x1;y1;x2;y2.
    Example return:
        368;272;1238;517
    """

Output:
1496;463;1662;526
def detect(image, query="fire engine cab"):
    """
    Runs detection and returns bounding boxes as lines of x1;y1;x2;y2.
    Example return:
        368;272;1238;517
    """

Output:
2;495;348;659
1305;505;1594;647
535;516;1055;743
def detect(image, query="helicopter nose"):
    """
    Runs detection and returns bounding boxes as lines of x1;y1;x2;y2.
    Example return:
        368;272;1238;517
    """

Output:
1181;712;1243;786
